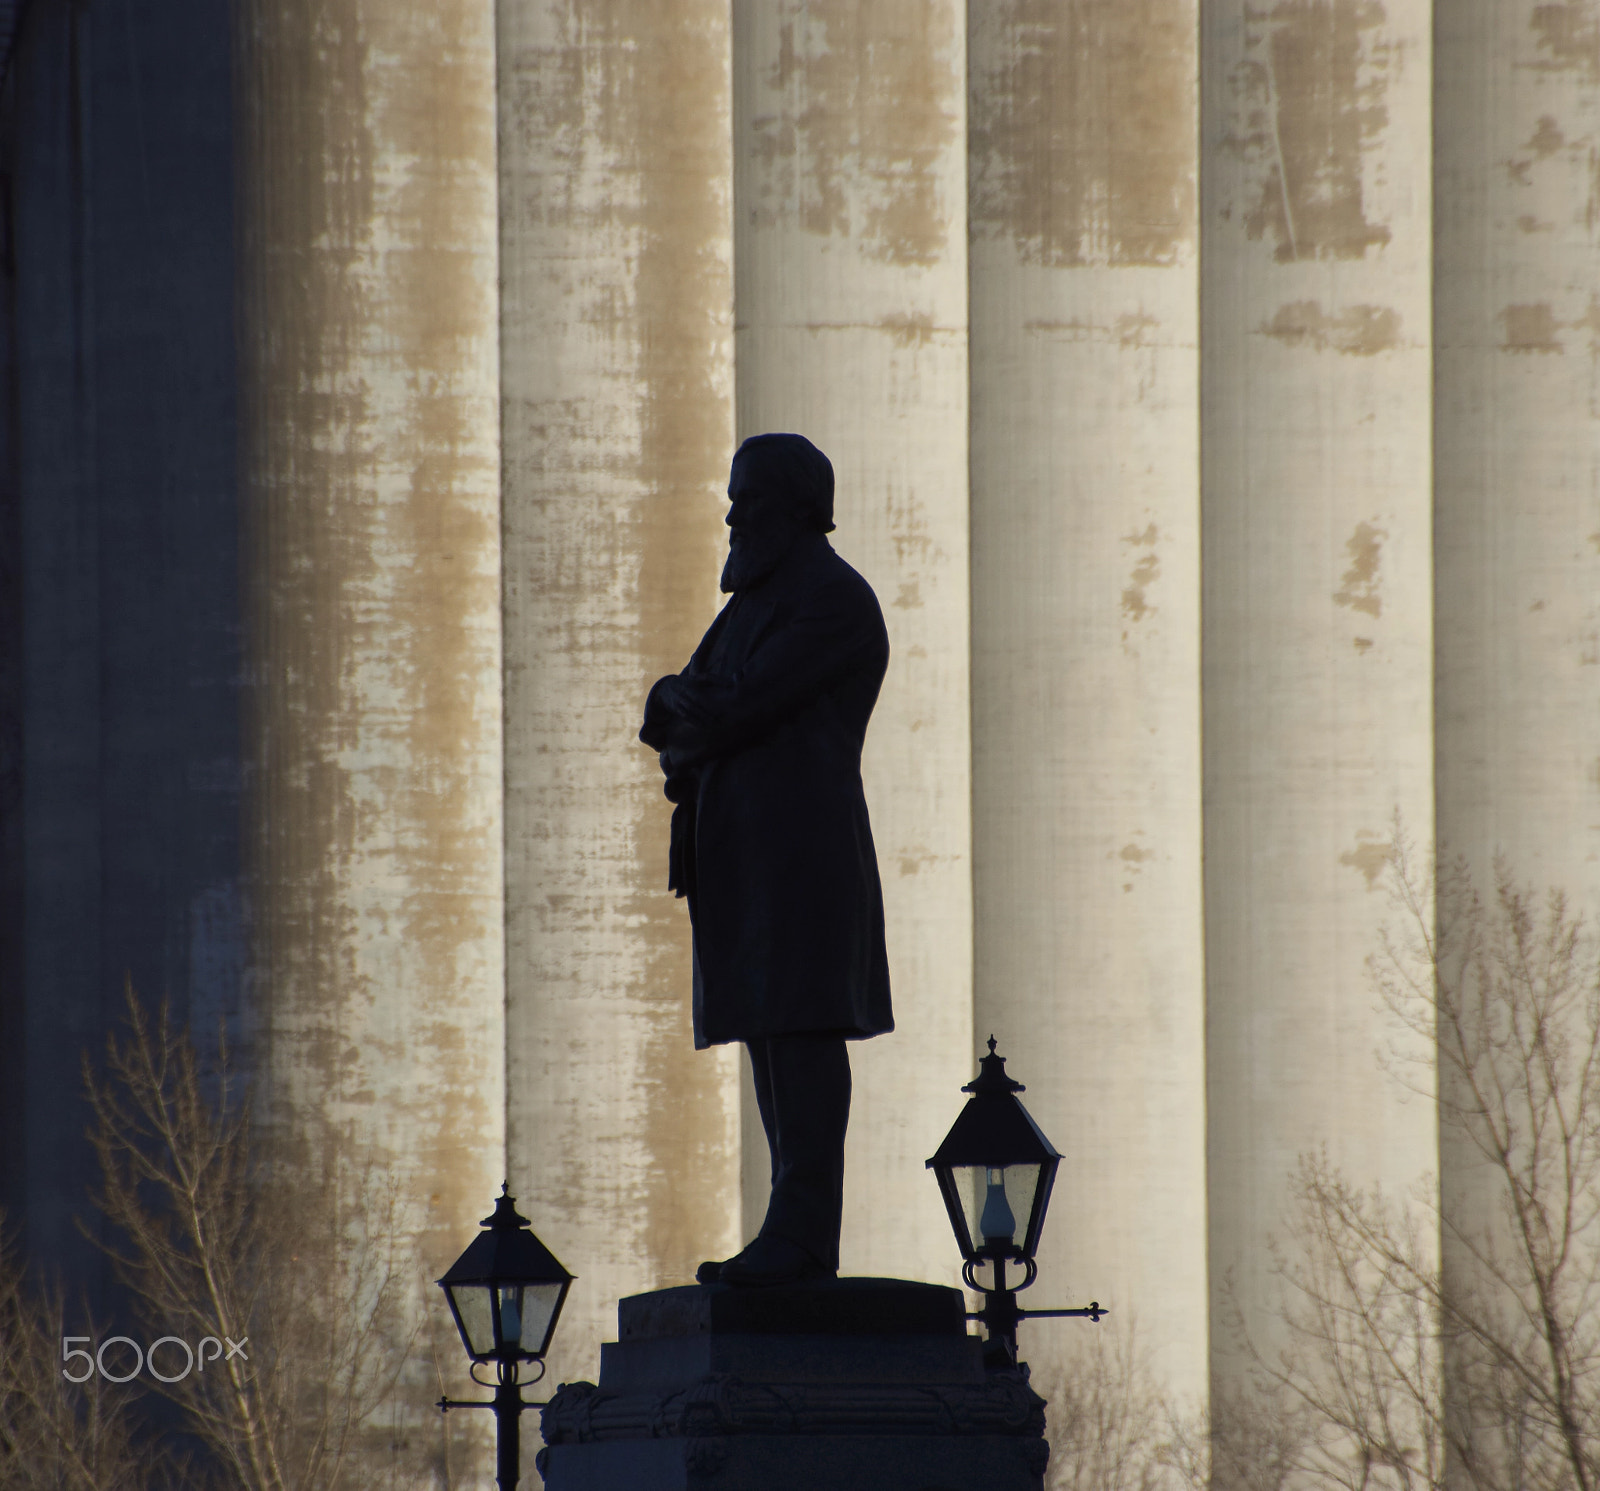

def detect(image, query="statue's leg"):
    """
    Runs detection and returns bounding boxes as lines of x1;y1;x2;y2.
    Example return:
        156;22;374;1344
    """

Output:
745;1038;781;1189
697;1041;788;1284
754;1034;851;1273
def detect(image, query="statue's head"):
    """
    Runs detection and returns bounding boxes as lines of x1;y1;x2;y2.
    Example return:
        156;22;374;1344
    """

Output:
721;433;834;592
729;433;835;535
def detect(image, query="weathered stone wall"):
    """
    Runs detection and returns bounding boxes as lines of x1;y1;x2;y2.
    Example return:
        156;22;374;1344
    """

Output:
1435;1;1600;982
1434;1;1600;1470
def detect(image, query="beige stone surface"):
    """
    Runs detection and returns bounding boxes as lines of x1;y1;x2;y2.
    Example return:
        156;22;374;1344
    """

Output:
1200;0;1439;1377
496;0;742;1389
1434;0;1600;1444
968;0;1209;1409
1435;0;1600;908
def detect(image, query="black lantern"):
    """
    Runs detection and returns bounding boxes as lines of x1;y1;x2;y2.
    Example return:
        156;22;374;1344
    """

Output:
437;1186;573;1489
927;1036;1061;1271
438;1186;573;1364
928;1038;1104;1368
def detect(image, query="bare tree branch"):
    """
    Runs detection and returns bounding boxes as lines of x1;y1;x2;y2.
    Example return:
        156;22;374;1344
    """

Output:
79;984;447;1490
0;1212;181;1490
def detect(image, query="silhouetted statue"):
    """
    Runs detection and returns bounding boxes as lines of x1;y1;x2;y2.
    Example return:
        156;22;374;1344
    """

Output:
640;433;892;1287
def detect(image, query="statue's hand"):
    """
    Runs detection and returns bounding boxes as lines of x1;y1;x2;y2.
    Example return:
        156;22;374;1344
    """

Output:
641;673;686;747
643;673;731;764
661;756;692;803
653;674;713;727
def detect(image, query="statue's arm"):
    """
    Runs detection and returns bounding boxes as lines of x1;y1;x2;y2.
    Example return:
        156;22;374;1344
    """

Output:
639;600;734;752
663;579;885;767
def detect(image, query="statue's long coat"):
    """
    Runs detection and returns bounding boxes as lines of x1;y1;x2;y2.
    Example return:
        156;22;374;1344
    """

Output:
641;533;893;1049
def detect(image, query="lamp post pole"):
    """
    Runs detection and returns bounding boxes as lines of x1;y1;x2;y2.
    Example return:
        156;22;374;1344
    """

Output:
436;1372;528;1490
493;1367;521;1491
438;1367;532;1491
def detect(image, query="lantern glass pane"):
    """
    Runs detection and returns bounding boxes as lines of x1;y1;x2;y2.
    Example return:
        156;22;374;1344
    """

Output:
450;1283;496;1358
954;1163;1041;1252
496;1285;522;1350
507;1282;566;1356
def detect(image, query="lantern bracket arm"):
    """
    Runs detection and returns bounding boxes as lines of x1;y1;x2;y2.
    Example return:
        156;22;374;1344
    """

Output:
962;1301;1109;1323
1022;1302;1109;1323
436;1395;551;1414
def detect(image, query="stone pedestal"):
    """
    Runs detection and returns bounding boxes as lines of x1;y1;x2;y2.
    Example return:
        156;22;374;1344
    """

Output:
536;1278;1048;1490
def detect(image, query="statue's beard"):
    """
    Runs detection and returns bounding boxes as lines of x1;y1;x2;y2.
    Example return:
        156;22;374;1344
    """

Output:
720;527;798;593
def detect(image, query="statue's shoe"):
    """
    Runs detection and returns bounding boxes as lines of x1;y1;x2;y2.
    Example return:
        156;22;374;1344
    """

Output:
717;1235;832;1288
694;1256;730;1285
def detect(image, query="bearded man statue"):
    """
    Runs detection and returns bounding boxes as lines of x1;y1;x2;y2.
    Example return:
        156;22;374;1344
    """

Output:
639;432;893;1288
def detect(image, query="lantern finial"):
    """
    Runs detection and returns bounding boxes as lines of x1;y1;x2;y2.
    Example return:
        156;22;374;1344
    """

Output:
481;1186;533;1231
963;1038;1025;1095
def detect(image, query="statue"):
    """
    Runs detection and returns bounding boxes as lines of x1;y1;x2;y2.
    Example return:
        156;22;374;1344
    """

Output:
639;433;892;1287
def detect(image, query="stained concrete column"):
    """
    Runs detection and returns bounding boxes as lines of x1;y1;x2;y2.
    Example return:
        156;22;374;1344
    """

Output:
968;0;1207;1408
732;2;973;1283
1201;0;1438;1386
1434;2;1600;1467
1434;4;1600;941
234;0;505;1333
497;1;740;1386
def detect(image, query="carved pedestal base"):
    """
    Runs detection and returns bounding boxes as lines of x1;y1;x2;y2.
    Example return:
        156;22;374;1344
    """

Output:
537;1278;1048;1491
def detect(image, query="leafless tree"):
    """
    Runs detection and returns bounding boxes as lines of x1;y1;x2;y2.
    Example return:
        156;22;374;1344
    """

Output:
1162;1383;1307;1491
1045;1319;1176;1491
0;1215;168;1490
1374;837;1600;1491
1233;1155;1443;1491
82;984;449;1491
1226;835;1600;1491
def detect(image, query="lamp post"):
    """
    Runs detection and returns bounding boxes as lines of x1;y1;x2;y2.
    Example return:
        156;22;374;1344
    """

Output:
437;1185;574;1490
927;1037;1107;1369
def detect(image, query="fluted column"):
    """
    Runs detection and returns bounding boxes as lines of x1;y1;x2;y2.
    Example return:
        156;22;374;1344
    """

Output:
732;1;973;1281
497;0;741;1386
968;0;1208;1407
1201;0;1438;1385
